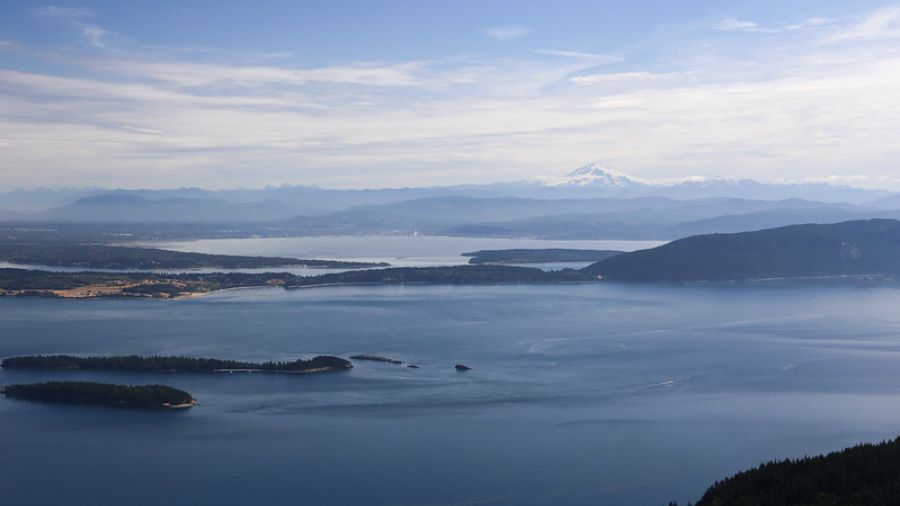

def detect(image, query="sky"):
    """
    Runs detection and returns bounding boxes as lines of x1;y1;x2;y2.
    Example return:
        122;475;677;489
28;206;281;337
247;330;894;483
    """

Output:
1;0;900;189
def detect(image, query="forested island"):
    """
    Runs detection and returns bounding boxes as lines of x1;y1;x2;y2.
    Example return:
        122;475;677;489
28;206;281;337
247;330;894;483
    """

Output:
1;354;353;373
0;242;387;270
1;381;197;409
463;248;623;264
671;436;900;505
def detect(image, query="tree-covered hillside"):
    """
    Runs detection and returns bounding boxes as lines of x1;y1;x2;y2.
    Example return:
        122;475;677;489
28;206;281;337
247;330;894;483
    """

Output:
682;437;900;506
584;219;900;282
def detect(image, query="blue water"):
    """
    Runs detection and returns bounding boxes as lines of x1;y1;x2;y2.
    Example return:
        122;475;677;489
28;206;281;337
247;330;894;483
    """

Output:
0;236;660;275
4;282;900;505
151;235;662;268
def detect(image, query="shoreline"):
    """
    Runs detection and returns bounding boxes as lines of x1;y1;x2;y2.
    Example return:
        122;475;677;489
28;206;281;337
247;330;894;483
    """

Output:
4;274;900;301
211;366;337;374
162;399;199;409
1;354;354;376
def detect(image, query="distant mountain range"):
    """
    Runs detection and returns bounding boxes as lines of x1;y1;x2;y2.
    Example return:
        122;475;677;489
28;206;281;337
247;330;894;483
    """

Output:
475;164;893;203
29;194;320;223
286;195;894;240
2;165;898;239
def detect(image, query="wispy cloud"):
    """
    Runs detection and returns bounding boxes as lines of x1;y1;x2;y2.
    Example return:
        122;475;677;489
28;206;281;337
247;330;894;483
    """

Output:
714;17;773;33
826;6;900;42
483;25;531;40
36;5;113;48
715;15;836;34
570;71;686;85
2;6;900;189
36;5;94;19
532;49;623;64
90;59;433;89
786;17;836;31
0;39;18;51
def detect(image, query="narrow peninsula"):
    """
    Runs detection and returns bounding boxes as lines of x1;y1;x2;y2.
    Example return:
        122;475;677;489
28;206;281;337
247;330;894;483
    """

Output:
350;354;403;364
463;248;623;264
289;264;589;287
0;243;389;270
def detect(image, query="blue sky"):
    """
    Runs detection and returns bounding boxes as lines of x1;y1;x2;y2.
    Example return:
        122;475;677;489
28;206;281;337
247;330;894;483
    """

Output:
1;0;900;189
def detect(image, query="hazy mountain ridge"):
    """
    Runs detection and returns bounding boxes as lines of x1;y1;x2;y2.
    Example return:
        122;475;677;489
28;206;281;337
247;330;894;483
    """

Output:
281;196;862;239
4;193;897;240
2;166;898;240
448;206;900;240
25;193;323;223
1;164;893;212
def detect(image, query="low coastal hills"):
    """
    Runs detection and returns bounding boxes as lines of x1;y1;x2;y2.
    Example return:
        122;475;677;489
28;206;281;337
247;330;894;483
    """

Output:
0;242;387;270
584;218;900;282
3;219;900;297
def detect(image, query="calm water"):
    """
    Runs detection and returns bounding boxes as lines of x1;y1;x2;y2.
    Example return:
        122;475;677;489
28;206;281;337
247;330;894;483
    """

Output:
151;235;663;268
4;282;900;505
1;236;662;276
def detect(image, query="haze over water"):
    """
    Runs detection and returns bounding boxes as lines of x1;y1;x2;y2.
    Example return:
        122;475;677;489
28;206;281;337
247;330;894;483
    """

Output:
5;1;900;503
4;254;900;504
152;235;663;268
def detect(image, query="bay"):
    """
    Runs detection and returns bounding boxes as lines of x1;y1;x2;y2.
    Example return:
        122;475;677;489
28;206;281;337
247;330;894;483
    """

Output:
4;281;900;505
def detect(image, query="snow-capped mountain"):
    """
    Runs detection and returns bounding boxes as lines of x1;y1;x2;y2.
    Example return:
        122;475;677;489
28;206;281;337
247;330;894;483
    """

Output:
525;164;889;203
544;164;645;189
